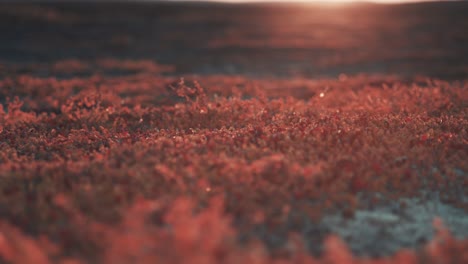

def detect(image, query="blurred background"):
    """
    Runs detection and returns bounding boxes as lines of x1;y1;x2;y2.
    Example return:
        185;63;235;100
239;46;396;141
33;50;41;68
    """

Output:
0;0;467;79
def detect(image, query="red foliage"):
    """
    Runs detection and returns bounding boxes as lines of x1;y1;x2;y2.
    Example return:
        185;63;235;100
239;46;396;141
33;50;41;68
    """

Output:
0;71;466;263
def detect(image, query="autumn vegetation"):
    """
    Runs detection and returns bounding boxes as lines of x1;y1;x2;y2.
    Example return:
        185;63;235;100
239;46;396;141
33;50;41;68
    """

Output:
0;58;466;263
1;1;468;263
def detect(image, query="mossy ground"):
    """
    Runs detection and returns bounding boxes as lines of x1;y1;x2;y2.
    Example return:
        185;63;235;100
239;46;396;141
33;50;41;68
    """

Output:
0;2;467;263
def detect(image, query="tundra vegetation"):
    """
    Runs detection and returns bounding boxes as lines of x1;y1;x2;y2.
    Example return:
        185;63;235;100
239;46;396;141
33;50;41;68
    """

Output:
0;2;467;263
0;60;466;263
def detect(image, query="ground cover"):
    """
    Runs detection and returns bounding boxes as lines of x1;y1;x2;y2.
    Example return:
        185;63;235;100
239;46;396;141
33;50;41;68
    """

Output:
0;64;466;263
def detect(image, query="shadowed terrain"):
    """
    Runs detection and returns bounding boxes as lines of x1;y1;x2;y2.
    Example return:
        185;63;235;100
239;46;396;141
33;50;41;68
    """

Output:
1;1;467;78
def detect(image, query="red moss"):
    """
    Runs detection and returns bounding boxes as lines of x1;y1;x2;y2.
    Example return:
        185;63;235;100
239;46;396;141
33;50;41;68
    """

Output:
0;72;466;263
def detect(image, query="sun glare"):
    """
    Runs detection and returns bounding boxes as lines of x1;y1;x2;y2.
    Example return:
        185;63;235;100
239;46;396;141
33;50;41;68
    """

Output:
199;0;442;3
